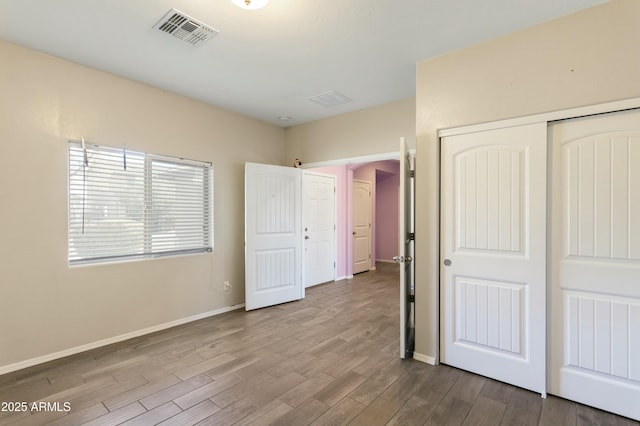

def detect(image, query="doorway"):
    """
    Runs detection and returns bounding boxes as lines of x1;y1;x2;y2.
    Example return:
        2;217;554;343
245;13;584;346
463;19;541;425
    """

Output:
352;179;372;274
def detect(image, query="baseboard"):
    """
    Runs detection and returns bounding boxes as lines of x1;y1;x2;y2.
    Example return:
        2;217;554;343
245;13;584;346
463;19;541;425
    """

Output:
376;259;397;264
413;352;437;365
335;275;349;281
0;304;245;376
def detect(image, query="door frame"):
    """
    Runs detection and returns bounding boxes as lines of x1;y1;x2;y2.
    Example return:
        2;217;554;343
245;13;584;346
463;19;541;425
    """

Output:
302;149;415;361
303;151;408;279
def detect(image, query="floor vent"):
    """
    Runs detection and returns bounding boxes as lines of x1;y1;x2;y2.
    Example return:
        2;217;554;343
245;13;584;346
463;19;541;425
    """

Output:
154;9;218;46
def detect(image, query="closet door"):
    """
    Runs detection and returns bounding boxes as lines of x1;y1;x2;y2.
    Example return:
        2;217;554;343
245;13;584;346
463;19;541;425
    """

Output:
549;109;640;421
441;123;547;395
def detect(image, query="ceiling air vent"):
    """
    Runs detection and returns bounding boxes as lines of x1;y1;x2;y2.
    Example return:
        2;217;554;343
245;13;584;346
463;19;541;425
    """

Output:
154;9;218;46
308;90;353;108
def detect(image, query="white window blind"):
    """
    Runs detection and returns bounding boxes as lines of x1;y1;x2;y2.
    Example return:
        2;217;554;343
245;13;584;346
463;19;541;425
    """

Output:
68;141;212;265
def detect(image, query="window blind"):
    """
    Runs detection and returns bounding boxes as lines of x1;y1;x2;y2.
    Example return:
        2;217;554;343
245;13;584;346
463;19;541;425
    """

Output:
68;141;212;265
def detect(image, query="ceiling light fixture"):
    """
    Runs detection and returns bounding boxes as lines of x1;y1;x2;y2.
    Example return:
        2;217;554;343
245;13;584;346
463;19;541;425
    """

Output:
230;0;269;10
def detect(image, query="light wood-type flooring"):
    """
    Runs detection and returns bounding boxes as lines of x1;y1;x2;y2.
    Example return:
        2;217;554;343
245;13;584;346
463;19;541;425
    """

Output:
0;263;638;425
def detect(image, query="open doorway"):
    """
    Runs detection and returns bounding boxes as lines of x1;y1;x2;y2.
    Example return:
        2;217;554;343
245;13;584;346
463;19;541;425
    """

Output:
306;159;400;279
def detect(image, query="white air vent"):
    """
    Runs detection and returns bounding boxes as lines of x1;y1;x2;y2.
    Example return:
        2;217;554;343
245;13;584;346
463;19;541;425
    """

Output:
309;90;353;107
154;9;218;46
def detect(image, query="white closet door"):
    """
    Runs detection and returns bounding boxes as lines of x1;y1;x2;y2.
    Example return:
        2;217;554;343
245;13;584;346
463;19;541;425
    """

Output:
441;122;547;395
549;109;640;421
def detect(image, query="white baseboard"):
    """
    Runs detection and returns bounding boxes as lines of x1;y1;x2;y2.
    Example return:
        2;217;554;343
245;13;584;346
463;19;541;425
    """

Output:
413;352;437;365
0;304;245;376
376;259;397;264
335;275;349;281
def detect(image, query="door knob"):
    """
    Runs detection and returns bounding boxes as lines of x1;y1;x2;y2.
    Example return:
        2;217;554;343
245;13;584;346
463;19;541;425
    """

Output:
444;259;452;266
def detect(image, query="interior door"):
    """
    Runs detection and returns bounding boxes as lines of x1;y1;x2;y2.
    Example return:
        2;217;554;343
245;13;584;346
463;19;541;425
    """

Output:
353;179;371;274
549;109;640;421
396;137;415;359
303;171;336;287
441;123;547;395
245;163;303;311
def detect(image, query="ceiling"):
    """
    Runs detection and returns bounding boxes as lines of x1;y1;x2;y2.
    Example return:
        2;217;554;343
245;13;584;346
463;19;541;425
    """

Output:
0;0;606;127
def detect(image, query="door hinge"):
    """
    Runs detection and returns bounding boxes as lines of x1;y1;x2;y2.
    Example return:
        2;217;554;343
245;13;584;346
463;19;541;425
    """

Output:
409;233;415;241
410;170;415;178
408;294;415;303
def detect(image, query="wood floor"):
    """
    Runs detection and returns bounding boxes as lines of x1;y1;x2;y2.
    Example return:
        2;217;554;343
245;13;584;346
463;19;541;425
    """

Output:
0;263;637;426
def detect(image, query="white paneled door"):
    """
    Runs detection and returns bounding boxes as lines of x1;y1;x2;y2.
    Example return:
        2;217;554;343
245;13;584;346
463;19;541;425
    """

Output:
303;171;336;287
245;163;303;311
398;137;415;359
549;109;640;420
353;179;372;274
441;123;547;395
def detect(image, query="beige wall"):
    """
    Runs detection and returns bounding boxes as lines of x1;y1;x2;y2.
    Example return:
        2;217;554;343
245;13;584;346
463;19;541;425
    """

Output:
415;0;640;361
0;40;285;370
285;97;415;164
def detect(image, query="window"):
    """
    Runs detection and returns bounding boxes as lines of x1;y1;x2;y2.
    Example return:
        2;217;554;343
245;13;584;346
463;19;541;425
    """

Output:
68;141;212;265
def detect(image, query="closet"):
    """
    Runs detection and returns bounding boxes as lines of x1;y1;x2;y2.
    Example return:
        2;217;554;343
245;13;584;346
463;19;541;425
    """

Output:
439;106;640;421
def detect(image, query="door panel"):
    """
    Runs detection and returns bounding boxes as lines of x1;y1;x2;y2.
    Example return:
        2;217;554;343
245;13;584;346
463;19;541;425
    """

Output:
245;163;303;311
441;122;547;395
549;109;640;420
303;172;336;287
353;180;371;274
398;137;415;359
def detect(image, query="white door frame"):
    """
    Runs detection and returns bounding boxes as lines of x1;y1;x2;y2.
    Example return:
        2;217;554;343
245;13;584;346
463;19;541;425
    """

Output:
304;152;409;279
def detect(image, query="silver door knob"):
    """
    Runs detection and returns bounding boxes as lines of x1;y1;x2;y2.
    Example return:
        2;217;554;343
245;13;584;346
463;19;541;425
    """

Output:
393;255;403;263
